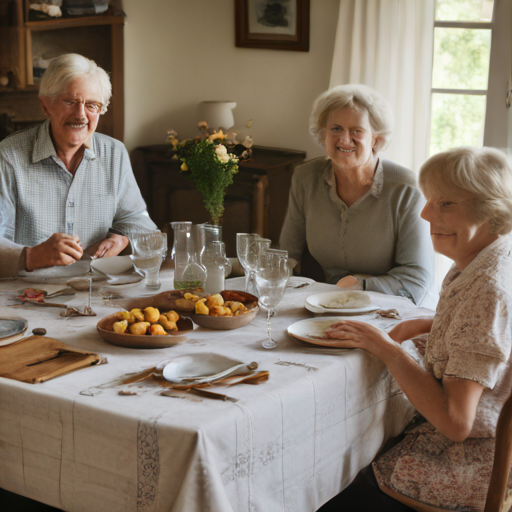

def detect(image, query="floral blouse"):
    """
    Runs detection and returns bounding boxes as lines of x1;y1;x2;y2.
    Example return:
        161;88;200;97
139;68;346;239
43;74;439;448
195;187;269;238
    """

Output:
373;235;512;511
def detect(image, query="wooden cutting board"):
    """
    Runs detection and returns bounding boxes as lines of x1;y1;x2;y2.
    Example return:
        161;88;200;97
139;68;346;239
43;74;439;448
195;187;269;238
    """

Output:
0;335;103;384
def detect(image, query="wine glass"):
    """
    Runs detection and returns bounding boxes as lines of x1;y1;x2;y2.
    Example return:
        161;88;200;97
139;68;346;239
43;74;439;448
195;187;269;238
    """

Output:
128;231;167;289
255;249;290;349
236;233;271;294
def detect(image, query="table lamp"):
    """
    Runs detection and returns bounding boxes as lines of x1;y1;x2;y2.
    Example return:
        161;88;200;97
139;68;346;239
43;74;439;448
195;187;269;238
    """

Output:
197;101;237;130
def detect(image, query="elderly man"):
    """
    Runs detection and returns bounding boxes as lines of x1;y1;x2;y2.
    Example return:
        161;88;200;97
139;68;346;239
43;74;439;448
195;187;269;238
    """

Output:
0;53;156;277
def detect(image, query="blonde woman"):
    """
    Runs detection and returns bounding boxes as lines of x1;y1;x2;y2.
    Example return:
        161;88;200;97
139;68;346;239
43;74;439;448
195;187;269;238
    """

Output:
319;146;512;511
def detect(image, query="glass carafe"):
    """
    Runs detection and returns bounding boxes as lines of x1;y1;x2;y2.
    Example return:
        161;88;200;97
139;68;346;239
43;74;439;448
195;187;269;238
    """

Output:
203;241;227;294
197;223;232;278
171;222;207;290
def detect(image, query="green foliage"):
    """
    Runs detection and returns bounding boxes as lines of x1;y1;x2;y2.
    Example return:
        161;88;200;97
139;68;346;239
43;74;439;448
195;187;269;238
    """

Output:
432;28;491;89
429;1;493;156
174;139;239;224
430;93;486;155
435;0;493;22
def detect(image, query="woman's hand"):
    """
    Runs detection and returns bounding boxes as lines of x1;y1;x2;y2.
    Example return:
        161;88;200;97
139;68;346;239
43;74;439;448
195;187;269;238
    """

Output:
322;319;398;358
336;275;363;289
387;318;434;343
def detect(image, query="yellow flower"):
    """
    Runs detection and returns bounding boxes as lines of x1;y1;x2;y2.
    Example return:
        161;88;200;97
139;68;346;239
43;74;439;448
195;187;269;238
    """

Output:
181;162;189;171
208;130;225;142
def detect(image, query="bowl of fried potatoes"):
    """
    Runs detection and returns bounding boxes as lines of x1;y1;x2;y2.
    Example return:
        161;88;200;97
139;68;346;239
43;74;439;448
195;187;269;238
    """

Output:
114;289;259;331
97;307;193;348
180;289;259;330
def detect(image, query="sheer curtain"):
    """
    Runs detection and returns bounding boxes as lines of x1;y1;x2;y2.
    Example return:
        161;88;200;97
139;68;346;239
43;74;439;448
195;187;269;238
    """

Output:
330;0;435;173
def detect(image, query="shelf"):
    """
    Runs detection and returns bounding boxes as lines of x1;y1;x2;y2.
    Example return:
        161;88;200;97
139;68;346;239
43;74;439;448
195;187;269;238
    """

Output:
25;14;125;31
0;0;126;141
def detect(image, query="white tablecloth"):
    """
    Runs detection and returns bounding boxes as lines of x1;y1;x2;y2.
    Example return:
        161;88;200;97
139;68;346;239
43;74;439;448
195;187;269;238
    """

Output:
0;275;433;512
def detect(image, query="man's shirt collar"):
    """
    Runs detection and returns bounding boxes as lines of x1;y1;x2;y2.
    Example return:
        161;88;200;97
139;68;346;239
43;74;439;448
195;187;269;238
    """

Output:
32;119;96;163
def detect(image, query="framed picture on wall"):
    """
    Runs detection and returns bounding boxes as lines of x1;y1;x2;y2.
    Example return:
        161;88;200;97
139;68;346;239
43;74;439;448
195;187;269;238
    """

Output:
235;0;310;51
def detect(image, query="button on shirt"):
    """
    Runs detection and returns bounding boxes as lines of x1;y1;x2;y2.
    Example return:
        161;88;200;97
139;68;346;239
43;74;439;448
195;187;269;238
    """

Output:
0;120;156;276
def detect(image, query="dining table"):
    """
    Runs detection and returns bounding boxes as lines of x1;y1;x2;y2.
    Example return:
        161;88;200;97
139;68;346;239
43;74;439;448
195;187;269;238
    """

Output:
0;264;435;512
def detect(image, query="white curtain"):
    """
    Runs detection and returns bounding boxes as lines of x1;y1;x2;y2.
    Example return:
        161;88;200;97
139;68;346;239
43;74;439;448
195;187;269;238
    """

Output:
330;0;435;173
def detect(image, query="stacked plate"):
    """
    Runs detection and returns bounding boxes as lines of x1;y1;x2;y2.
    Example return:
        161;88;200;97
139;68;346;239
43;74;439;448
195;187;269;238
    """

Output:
304;291;380;315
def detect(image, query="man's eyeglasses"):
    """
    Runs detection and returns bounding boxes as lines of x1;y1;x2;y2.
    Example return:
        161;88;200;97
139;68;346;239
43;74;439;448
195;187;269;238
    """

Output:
60;98;106;115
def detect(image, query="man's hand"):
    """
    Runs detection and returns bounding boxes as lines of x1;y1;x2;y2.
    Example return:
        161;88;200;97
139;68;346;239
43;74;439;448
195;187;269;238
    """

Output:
87;234;129;259
25;233;83;271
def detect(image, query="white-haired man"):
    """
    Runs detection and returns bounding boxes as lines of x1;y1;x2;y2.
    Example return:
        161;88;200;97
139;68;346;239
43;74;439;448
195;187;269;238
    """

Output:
0;53;156;276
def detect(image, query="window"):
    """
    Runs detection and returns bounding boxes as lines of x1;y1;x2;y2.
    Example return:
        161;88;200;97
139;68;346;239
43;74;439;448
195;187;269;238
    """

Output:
429;0;512;155
429;0;494;155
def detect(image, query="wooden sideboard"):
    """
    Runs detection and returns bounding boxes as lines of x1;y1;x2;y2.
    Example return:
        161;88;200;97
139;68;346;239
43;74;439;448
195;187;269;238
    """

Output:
131;144;306;257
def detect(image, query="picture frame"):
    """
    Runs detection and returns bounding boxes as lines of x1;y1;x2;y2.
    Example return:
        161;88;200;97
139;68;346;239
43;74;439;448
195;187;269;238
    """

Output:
235;0;310;52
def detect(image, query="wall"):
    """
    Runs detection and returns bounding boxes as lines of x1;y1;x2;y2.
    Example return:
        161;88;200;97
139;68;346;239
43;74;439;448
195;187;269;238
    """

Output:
122;0;339;159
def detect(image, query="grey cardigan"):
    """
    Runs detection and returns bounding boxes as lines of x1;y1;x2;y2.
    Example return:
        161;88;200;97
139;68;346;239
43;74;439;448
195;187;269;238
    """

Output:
279;157;436;306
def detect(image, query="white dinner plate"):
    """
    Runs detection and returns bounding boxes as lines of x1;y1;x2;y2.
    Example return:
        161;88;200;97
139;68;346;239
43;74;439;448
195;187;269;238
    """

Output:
91;255;134;275
157;353;253;384
305;291;380;315
287;315;397;347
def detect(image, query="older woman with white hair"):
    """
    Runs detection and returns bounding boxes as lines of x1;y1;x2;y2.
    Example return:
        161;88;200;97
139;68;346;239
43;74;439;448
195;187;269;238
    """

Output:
279;84;436;306
318;146;512;511
0;53;156;276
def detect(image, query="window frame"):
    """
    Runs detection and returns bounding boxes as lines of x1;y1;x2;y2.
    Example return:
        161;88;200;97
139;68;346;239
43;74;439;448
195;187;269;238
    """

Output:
428;0;512;153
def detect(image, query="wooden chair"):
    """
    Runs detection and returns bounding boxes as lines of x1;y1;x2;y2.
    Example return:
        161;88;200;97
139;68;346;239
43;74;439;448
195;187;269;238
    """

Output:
484;385;512;512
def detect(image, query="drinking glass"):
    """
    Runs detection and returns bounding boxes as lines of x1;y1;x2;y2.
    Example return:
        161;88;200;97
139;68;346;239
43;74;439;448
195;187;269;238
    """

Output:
128;231;167;289
236;233;271;295
255;249;290;349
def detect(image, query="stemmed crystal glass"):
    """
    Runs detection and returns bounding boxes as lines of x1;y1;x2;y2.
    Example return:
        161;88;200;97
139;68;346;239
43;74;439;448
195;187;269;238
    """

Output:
255;249;290;349
128;231;167;289
236;233;271;295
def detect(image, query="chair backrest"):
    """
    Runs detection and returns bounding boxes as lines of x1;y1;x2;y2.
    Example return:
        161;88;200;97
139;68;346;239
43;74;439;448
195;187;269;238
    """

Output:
485;385;512;512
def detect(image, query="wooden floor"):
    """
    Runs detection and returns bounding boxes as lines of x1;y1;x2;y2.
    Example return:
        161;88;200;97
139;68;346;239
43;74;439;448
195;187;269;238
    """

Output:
0;488;61;511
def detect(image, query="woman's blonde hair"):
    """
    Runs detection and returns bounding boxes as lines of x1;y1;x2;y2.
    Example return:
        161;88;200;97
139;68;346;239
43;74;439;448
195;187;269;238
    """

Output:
309;84;394;152
419;146;512;235
39;53;112;112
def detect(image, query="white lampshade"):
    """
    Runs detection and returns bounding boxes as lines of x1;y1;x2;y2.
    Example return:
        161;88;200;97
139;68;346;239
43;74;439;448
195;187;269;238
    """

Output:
198;101;237;130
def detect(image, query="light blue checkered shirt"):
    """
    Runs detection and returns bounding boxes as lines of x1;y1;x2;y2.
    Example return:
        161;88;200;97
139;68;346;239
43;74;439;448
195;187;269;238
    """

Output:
0;120;156;275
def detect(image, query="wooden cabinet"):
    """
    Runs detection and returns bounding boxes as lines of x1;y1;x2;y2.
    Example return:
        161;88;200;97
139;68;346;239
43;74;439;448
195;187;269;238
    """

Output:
0;0;125;140
131;144;307;257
